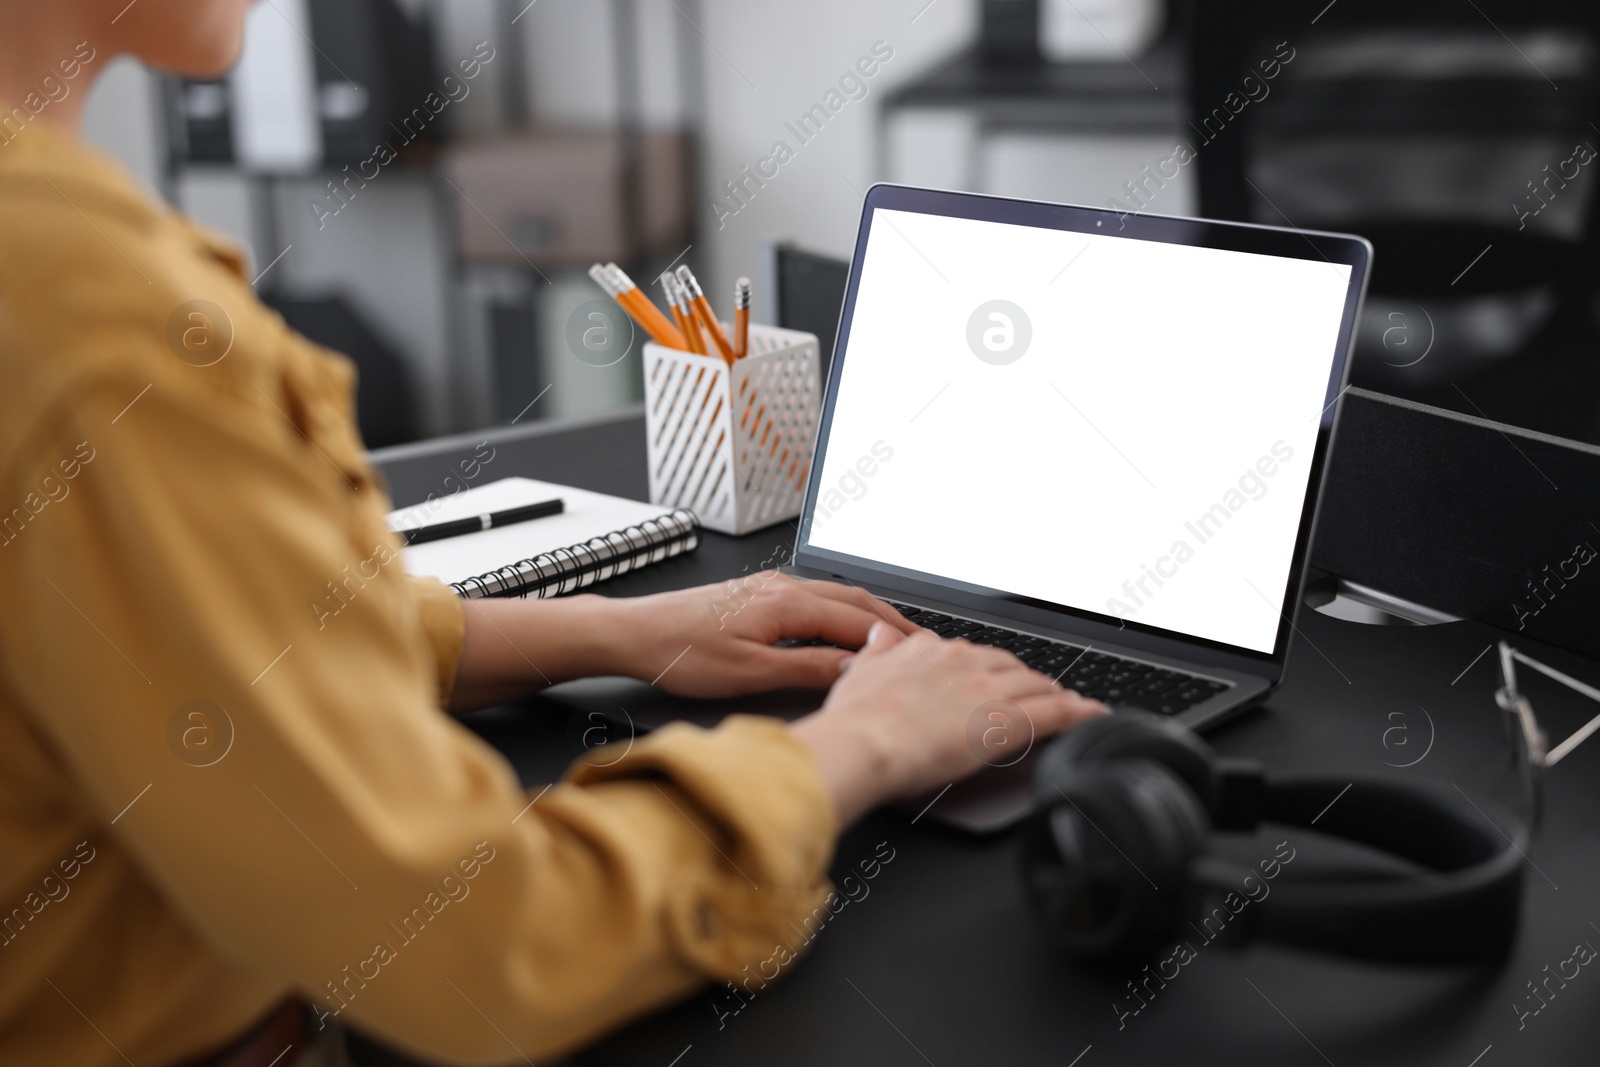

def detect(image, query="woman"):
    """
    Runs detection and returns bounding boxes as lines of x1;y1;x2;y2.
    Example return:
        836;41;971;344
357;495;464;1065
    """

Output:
0;3;1106;1065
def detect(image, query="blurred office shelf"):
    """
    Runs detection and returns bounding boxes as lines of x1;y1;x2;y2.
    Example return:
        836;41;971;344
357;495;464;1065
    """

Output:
442;129;690;267
879;42;1192;217
158;0;693;446
445;128;690;430
884;42;1180;126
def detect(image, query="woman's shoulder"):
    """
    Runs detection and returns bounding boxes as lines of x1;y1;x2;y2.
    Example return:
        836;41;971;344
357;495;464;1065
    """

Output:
0;128;376;500
0;130;303;463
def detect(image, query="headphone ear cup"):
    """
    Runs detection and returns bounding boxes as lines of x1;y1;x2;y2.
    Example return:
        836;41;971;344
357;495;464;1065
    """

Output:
1023;759;1211;966
1032;711;1219;812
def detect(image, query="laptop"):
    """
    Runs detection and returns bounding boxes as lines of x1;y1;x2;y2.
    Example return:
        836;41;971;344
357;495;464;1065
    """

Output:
552;184;1370;830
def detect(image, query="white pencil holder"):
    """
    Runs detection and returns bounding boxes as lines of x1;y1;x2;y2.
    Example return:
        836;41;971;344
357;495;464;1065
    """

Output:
644;324;821;536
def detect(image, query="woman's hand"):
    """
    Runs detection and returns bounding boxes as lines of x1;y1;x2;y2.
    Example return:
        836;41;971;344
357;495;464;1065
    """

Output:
447;573;914;712
609;572;920;698
790;623;1109;825
449;573;1106;821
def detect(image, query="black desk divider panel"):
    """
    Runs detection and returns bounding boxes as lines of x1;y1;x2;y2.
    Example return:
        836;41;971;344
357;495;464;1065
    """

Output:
1313;388;1600;661
769;247;1600;662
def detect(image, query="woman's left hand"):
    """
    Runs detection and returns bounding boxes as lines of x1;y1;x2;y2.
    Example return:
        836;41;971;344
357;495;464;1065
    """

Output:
610;572;920;698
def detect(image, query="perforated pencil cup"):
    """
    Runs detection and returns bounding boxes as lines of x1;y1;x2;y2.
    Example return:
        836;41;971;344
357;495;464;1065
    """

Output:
644;324;821;536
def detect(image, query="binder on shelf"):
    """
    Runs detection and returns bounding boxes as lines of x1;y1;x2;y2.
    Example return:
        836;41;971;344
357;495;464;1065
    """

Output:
170;0;437;172
229;0;320;173
306;0;437;166
173;80;235;165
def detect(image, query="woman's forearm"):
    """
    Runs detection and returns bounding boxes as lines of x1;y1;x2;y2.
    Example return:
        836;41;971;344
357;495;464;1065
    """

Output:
447;594;624;712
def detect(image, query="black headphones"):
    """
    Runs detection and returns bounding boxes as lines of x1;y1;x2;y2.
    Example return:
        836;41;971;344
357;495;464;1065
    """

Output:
1021;713;1528;967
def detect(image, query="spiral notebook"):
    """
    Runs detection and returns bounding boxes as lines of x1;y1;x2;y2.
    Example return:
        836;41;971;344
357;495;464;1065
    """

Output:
391;477;699;599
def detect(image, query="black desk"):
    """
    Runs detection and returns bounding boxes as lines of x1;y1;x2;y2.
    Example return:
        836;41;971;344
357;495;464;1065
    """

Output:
374;410;1600;1067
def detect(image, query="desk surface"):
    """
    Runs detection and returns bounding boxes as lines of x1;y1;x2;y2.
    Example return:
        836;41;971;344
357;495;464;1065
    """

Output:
374;411;1600;1067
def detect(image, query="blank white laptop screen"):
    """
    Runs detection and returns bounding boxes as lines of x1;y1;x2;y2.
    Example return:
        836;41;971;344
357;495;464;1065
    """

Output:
804;208;1352;654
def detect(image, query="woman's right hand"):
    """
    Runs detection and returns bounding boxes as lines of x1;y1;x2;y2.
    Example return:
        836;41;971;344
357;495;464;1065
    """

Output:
790;622;1109;826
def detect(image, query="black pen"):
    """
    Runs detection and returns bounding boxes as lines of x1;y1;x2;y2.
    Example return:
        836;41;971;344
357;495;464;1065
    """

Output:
398;498;564;545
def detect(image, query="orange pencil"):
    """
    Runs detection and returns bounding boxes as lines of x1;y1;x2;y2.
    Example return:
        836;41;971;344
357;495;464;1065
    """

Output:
660;273;693;347
665;273;707;354
675;265;734;365
588;263;678;348
672;273;708;355
591;263;687;350
607;264;688;350
733;277;751;359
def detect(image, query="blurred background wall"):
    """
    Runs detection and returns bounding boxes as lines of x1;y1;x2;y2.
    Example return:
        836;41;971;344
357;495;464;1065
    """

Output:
76;0;1600;449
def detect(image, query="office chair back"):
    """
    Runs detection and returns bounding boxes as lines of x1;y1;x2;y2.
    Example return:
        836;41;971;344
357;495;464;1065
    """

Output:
770;244;850;382
1179;0;1600;439
1181;0;1600;238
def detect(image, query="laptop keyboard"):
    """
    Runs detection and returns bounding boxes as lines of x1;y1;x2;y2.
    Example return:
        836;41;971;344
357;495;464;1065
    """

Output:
881;601;1230;716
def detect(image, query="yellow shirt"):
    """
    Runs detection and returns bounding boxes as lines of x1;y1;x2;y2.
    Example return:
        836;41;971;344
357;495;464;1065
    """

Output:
0;125;834;1066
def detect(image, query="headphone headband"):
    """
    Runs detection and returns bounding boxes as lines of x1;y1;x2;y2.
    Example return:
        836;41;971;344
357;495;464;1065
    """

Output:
1024;714;1528;966
1189;771;1526;962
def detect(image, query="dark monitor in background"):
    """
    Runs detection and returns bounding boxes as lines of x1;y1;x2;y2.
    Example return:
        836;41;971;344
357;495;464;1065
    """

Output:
769;244;850;381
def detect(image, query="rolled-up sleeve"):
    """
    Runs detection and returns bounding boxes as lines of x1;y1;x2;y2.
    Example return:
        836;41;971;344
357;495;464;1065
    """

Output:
405;574;466;707
0;364;836;1064
567;715;837;977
